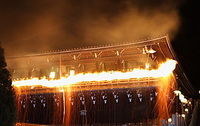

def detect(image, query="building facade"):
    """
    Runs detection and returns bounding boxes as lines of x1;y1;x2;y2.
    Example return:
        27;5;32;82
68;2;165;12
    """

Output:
8;36;195;125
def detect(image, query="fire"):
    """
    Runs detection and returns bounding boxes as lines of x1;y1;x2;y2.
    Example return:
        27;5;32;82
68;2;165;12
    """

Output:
12;59;177;88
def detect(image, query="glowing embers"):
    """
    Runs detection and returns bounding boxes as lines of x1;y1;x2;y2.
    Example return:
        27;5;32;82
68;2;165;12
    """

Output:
12;59;177;88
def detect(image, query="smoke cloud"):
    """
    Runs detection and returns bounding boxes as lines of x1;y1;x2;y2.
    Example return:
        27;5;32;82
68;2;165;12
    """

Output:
81;8;179;43
0;0;181;56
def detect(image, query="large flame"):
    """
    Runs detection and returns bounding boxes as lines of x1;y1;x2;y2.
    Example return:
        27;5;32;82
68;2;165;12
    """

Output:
14;59;177;125
12;59;177;88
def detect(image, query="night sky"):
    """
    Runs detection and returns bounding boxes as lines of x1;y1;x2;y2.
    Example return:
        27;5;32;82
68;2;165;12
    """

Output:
0;0;200;93
172;0;200;93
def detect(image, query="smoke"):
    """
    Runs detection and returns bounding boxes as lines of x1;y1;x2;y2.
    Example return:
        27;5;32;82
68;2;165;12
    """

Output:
67;0;181;44
0;0;181;56
81;8;179;43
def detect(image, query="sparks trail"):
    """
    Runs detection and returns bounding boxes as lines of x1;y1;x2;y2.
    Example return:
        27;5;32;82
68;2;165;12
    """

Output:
13;59;177;88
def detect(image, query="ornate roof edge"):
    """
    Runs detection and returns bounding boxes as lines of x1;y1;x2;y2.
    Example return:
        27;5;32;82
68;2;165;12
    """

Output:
7;35;168;59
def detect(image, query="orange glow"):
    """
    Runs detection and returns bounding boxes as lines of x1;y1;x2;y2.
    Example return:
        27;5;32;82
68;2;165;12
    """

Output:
12;59;177;88
14;59;177;125
157;75;175;123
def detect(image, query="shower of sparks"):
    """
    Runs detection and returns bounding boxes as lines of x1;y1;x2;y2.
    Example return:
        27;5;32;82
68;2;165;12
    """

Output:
12;59;177;88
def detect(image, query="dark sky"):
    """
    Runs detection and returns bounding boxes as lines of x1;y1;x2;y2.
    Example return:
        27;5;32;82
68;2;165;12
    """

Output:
0;0;200;91
172;0;200;92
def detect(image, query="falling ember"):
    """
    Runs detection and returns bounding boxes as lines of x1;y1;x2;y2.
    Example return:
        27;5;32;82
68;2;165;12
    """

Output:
13;59;177;125
10;36;194;126
156;74;175;124
12;59;177;88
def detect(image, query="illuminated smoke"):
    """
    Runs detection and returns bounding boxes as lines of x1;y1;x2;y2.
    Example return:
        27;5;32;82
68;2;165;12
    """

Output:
1;0;181;56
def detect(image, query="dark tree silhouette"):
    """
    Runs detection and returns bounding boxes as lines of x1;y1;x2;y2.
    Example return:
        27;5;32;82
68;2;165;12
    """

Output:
0;43;16;126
